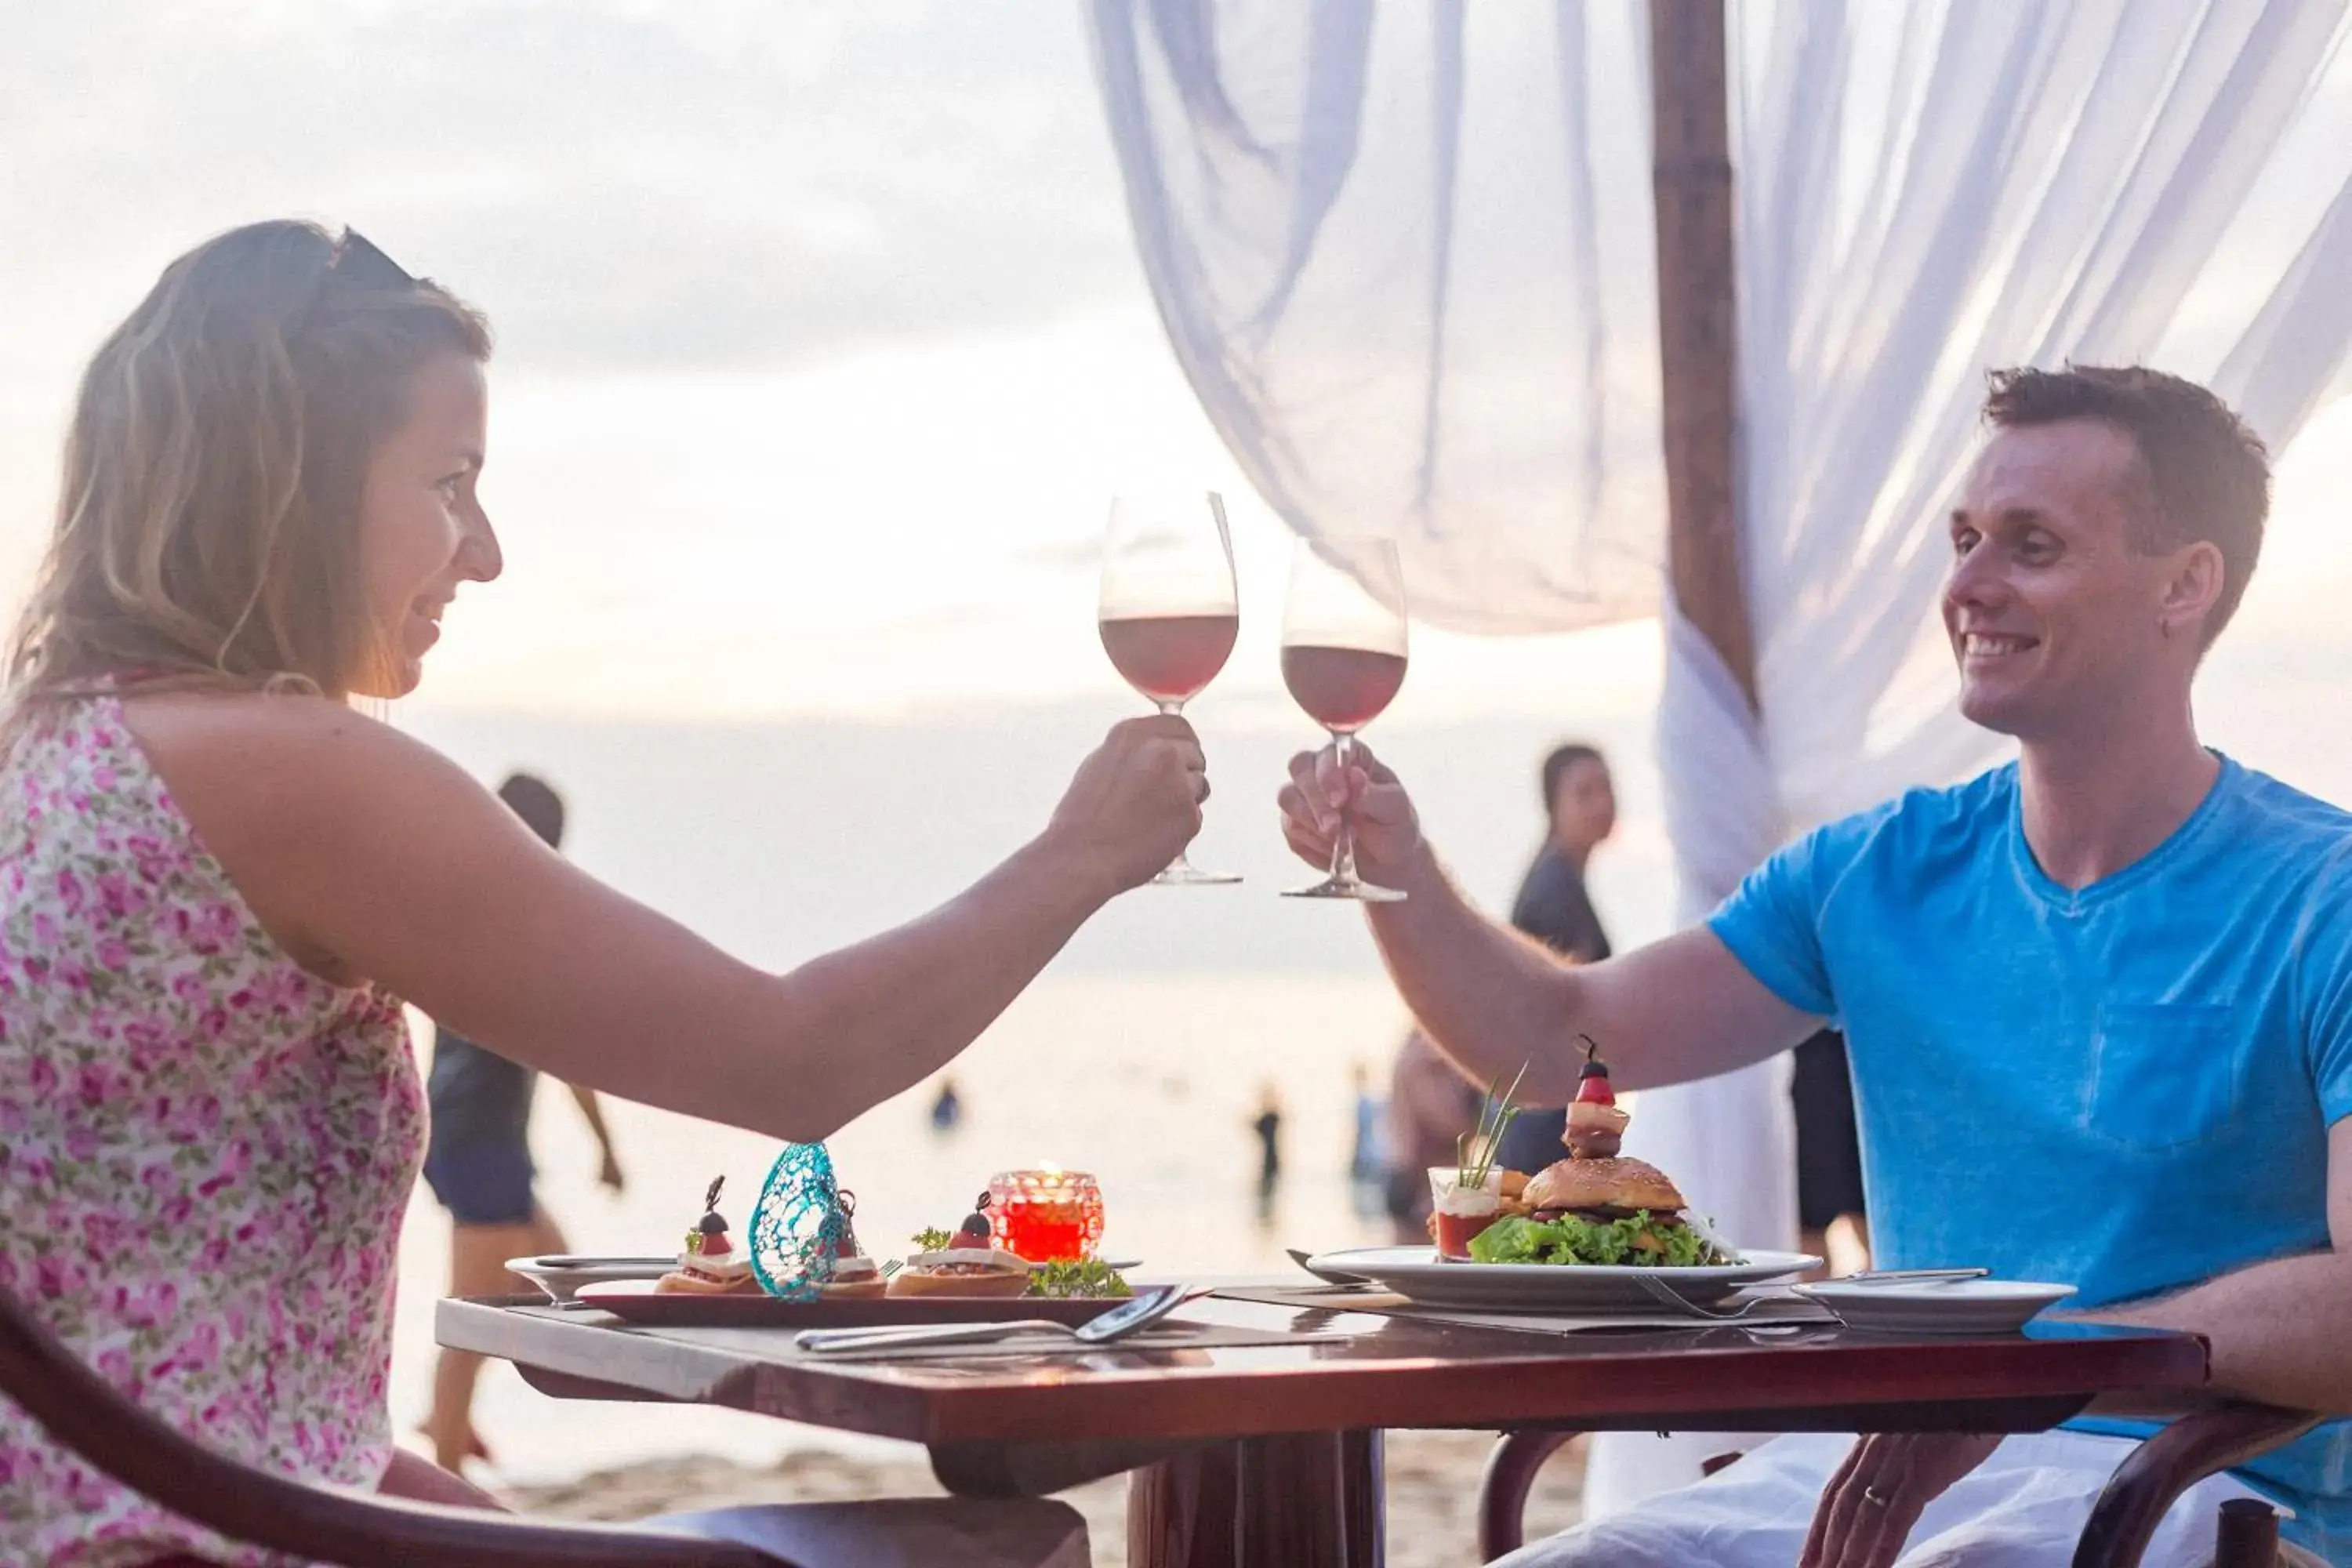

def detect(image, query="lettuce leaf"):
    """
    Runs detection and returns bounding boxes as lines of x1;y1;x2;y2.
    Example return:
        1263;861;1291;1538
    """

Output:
1466;1212;1715;1268
1025;1259;1133;1299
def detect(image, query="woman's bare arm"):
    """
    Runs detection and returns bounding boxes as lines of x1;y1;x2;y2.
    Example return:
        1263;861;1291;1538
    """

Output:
127;693;1205;1142
1279;744;1818;1104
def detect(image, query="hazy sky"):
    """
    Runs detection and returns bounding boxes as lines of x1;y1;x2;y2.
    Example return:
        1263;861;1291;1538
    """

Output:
0;0;1668;732
1;1;2346;739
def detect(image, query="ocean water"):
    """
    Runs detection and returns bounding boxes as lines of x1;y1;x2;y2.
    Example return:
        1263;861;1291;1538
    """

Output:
387;971;1420;1483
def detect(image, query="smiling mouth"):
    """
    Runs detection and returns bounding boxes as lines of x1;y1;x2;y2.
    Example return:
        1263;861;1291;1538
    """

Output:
1960;632;2036;658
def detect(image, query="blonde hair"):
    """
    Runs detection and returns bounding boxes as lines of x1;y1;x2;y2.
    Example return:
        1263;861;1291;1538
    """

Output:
5;220;491;711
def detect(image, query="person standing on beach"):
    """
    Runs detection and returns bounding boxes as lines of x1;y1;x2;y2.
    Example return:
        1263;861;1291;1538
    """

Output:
1247;1081;1285;1227
1382;1029;1482;1240
1791;1028;1871;1276
1279;367;2352;1564
417;771;625;1475
1348;1062;1385;1188
1251;1082;1283;1188
1490;743;1616;1177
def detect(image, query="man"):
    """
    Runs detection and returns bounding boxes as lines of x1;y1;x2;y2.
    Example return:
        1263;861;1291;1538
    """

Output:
1278;367;2352;1566
1492;742;1617;1177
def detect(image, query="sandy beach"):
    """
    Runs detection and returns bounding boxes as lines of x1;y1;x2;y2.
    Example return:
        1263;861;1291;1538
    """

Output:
509;1430;1588;1567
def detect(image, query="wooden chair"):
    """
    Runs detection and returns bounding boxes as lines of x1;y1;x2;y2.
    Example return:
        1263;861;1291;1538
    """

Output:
0;1284;1087;1568
1475;1403;2320;1567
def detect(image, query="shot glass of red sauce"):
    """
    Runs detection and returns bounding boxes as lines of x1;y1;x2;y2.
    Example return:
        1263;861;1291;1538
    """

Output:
987;1168;1105;1263
1428;1167;1506;1260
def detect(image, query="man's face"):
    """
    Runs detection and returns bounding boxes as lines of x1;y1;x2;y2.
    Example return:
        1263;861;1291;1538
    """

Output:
1941;419;2183;740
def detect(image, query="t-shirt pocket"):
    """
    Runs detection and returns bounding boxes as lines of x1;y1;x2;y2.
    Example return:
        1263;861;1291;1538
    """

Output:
2085;1001;2245;1152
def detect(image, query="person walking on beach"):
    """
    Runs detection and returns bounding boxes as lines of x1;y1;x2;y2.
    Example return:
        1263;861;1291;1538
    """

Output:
1279;366;2352;1565
417;771;626;1475
0;219;1207;1565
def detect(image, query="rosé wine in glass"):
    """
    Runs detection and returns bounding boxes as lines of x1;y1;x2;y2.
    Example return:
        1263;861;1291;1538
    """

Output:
1101;613;1240;706
1279;645;1407;735
1098;493;1241;886
1280;538;1408;902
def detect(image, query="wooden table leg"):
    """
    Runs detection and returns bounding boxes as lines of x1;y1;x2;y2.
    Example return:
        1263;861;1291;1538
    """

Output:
1128;1441;1238;1568
1341;1428;1385;1568
1127;1430;1384;1568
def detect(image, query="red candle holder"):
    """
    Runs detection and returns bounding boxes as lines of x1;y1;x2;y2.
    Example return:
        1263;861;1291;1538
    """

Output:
987;1168;1104;1263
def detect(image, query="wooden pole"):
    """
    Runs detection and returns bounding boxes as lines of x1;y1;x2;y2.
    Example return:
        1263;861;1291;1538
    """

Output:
1649;0;1755;712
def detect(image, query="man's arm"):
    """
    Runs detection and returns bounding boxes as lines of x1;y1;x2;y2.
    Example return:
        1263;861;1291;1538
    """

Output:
2082;1116;2352;1414
1280;746;1820;1105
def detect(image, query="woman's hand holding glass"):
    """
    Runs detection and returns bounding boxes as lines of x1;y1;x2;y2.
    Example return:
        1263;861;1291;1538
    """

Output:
1047;714;1209;898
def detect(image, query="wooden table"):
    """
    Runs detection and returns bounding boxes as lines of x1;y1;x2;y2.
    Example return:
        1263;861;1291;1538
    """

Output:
439;1291;2219;1568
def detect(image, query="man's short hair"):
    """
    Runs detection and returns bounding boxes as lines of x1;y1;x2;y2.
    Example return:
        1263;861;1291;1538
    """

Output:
1981;365;2270;645
1541;742;1606;811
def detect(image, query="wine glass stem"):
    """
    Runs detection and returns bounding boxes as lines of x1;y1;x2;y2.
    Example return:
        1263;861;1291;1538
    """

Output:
1329;731;1360;887
1160;699;1203;877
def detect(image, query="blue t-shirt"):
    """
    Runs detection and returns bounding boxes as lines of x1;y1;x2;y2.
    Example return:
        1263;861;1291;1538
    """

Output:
1710;756;2352;1553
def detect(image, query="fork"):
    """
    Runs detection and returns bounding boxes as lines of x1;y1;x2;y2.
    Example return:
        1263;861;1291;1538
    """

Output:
1632;1275;1794;1322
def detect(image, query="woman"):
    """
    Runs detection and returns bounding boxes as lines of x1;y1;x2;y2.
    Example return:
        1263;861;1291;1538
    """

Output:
0;220;1206;1566
1490;742;1615;1177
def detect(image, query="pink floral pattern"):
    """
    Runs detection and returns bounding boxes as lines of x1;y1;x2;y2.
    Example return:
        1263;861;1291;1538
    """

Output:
0;694;423;1566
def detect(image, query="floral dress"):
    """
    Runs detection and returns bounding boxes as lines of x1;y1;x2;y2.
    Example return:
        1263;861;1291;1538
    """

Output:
0;692;425;1566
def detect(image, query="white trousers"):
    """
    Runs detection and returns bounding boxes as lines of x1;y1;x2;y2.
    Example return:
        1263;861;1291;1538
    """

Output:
650;1497;1090;1568
1497;1430;2270;1568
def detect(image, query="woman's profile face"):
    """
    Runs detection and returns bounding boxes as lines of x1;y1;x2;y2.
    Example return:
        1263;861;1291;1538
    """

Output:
1548;755;1617;855
354;352;499;697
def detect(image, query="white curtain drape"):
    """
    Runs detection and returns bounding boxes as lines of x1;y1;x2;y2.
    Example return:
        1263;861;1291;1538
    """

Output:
1094;0;2352;1515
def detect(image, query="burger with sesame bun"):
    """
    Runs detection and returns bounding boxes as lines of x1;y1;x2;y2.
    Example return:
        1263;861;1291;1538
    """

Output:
1464;1039;1728;1269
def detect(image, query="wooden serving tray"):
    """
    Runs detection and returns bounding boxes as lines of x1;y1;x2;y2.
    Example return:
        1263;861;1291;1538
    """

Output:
572;1279;1126;1329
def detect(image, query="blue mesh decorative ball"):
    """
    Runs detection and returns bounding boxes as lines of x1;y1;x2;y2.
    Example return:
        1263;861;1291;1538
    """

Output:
750;1142;845;1299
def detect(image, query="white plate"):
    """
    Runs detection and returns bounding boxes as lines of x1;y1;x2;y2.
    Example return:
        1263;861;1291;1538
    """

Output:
1793;1278;2074;1336
1307;1246;1820;1311
506;1255;677;1303
507;1254;1145;1302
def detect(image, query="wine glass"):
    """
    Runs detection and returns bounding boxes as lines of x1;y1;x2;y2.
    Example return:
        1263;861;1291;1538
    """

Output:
1098;492;1241;886
1280;536;1408;902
